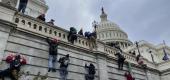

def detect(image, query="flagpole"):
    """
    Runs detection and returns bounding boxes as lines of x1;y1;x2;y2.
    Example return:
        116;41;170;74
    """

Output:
135;41;141;55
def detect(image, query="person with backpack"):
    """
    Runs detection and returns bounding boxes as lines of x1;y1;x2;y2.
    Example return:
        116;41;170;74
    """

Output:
58;54;70;80
115;52;126;70
67;27;77;44
85;63;96;80
46;37;59;72
18;0;28;13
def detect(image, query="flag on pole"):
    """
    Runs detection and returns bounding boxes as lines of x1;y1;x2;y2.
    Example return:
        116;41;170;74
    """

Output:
127;62;132;74
162;40;169;61
162;48;169;61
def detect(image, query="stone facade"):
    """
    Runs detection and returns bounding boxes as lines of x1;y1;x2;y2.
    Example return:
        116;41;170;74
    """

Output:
0;2;169;80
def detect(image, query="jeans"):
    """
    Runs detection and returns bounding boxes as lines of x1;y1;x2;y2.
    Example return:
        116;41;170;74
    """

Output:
48;55;57;69
59;67;68;80
18;3;27;13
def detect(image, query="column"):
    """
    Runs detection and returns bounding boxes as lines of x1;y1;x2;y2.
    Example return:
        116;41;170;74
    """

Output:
96;54;109;80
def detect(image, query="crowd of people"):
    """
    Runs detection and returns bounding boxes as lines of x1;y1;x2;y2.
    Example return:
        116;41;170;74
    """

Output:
0;0;149;80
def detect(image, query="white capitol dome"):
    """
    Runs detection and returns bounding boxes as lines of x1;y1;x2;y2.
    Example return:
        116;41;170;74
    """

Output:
96;8;132;48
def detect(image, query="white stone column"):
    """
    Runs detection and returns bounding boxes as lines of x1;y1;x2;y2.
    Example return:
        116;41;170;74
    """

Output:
97;54;109;80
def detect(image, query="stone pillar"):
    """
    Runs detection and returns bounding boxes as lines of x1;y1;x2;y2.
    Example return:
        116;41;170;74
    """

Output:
96;53;109;80
0;19;15;62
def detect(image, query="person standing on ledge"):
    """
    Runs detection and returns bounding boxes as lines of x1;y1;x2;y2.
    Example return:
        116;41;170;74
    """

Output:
18;0;28;13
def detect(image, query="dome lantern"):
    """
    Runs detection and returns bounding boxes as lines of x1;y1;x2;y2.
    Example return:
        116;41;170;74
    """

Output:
100;7;108;22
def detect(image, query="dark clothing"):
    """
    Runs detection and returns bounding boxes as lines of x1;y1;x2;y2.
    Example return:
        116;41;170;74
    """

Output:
20;0;28;3
59;56;70;80
85;64;96;75
18;2;27;13
115;52;126;70
68;27;77;44
0;69;17;80
0;59;21;80
78;29;83;36
85;31;96;39
85;32;91;39
10;59;21;71
46;38;58;55
37;15;46;21
85;64;96;80
59;67;68;80
136;54;140;62
58;57;69;68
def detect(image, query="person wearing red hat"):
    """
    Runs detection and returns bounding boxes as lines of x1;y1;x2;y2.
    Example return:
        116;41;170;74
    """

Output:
46;37;59;72
0;54;27;80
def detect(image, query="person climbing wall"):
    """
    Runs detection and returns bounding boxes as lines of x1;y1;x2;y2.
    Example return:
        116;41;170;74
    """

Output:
115;52;126;70
0;54;27;80
46;37;59;72
58;54;70;80
85;63;96;80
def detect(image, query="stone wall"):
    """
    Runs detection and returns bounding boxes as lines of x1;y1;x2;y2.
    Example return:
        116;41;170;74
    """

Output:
0;20;161;80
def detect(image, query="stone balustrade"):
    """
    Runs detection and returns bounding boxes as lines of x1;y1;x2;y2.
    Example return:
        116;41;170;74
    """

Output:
12;13;140;64
157;60;170;71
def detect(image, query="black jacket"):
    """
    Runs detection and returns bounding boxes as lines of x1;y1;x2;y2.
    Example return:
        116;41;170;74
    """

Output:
59;57;69;68
20;0;28;3
85;64;96;75
10;59;21;71
46;38;59;55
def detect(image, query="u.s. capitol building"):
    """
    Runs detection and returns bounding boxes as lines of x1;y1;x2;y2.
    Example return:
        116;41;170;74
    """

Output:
0;0;170;80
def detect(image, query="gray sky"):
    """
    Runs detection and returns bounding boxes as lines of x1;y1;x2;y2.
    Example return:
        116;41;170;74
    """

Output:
46;0;170;46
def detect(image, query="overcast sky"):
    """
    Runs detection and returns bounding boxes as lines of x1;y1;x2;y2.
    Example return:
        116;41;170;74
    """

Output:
46;0;170;46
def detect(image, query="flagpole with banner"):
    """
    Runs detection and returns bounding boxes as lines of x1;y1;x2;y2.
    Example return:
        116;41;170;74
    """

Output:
162;40;169;61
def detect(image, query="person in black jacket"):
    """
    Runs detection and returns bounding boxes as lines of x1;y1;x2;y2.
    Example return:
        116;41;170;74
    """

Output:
58;54;70;80
78;28;83;36
46;37;59;72
115;52;126;70
85;63;96;80
67;27;77;44
0;55;22;80
18;0;28;13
